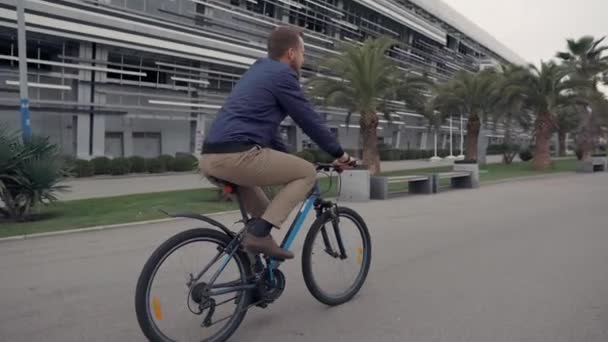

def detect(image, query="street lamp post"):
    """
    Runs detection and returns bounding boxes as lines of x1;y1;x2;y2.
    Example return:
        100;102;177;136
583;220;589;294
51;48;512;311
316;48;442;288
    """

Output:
17;1;31;141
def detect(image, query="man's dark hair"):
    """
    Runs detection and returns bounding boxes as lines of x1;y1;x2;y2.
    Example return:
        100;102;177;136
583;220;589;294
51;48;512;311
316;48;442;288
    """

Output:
267;26;304;59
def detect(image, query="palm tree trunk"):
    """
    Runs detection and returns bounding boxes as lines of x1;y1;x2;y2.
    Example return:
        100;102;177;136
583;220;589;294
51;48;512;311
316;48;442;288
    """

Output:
576;103;595;161
532;112;553;170
558;130;567;157
465;114;480;161
581;120;595;161
502;117;515;164
360;112;381;175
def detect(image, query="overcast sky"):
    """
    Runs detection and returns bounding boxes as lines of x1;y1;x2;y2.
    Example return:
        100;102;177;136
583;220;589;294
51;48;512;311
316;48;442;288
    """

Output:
442;0;608;65
442;0;607;93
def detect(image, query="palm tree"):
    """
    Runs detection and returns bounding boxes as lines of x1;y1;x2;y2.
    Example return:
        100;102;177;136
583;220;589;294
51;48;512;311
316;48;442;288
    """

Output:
557;36;608;159
433;68;498;161
308;36;431;175
518;61;574;170
557;36;608;82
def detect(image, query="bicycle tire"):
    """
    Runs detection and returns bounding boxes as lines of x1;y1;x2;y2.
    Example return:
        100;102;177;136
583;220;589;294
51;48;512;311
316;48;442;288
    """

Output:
135;228;251;342
301;207;372;306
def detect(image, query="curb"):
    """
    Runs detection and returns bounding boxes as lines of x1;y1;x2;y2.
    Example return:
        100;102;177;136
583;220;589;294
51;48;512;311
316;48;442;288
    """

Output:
62;171;198;182
0;210;240;243
481;172;575;186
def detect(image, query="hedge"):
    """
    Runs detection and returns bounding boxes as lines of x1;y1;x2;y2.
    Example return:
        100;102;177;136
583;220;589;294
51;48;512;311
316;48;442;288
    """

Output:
91;157;111;175
74;159;95;178
128;156;147;173
172;155;198;171
109;158;132;175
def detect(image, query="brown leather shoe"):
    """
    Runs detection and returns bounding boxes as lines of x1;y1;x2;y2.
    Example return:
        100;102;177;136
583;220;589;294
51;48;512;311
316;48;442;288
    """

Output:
242;233;294;260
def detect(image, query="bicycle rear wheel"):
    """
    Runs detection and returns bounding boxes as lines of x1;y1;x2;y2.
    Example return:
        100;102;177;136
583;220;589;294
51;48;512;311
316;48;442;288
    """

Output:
135;228;251;342
301;207;372;306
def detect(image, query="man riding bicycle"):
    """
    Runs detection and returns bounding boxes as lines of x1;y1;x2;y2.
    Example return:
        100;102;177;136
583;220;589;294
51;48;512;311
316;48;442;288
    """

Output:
200;26;355;261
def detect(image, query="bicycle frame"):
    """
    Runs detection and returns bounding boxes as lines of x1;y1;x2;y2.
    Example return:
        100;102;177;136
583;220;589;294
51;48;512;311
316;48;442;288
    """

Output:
202;183;322;296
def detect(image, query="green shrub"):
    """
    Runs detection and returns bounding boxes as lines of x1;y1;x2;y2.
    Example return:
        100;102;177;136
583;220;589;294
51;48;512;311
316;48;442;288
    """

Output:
109;157;131;175
0;127;70;220
379;149;401;161
146;158;166;173
295;150;315;162
74;159;94;178
487;144;520;155
158;154;175;171
519;149;533;162
172;154;198;171
128;156;146;173
91;156;111;175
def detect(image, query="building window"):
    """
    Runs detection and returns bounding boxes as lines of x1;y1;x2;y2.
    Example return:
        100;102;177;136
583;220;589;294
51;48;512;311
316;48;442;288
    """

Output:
246;0;276;17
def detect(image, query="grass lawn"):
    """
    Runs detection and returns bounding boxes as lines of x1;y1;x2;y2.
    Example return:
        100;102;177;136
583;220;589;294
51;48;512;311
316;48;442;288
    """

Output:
0;159;577;238
384;158;577;193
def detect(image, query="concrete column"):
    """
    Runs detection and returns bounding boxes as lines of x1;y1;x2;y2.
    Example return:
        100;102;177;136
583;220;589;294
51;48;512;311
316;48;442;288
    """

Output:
76;114;90;159
76;43;107;158
420;132;428;150
395;130;401;148
92;114;105;157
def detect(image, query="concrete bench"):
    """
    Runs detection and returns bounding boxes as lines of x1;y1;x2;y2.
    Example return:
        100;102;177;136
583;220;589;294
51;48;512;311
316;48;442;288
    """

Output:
370;174;433;199
432;171;475;193
577;156;607;173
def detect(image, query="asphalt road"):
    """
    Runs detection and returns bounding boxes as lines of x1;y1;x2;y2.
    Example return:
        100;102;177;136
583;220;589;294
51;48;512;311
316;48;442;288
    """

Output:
1;172;607;342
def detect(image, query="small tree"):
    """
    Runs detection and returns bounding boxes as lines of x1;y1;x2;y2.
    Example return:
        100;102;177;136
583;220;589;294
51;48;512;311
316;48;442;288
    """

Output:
0;127;70;220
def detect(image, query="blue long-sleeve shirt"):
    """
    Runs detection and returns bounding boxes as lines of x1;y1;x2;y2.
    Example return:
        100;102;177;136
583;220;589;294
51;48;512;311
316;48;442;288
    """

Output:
204;57;344;158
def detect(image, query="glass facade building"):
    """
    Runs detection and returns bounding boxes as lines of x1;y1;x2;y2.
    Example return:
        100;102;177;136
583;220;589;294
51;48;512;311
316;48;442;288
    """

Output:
0;0;527;158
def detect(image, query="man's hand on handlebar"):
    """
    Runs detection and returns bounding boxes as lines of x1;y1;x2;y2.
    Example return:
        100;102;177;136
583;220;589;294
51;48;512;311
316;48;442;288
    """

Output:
334;152;358;169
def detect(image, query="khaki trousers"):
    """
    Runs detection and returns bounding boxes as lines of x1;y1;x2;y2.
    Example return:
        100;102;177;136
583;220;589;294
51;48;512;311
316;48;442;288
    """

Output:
199;147;316;228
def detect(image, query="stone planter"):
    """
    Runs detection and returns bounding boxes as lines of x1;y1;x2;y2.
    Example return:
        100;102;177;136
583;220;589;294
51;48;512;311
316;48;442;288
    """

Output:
453;160;480;188
337;169;370;202
577;154;607;173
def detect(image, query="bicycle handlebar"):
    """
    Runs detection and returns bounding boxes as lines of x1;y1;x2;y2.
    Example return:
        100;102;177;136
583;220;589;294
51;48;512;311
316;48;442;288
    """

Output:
315;159;359;173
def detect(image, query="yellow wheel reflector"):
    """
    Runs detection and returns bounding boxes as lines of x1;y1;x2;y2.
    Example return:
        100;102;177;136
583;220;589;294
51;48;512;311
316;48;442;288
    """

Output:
357;247;363;265
153;296;163;321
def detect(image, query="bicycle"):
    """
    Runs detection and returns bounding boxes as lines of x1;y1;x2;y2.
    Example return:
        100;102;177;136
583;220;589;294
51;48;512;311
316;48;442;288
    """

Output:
134;163;372;342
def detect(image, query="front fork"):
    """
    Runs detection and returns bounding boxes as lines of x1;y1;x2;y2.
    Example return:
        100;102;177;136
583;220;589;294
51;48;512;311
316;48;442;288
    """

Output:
317;204;348;260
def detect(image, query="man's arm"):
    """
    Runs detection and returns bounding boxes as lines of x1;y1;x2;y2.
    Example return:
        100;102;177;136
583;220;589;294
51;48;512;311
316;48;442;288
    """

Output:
273;69;344;159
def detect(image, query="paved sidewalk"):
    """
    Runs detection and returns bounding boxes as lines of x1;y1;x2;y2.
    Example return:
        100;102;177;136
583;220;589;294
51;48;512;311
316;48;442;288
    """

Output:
57;156;507;201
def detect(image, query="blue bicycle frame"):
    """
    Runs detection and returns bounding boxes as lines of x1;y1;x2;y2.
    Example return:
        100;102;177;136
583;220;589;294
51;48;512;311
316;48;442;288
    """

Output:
267;183;321;272
205;183;321;294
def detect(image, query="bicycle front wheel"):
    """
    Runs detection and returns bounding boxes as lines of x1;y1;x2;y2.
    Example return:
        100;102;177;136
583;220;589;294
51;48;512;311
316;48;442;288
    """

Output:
301;207;372;306
135;228;251;342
